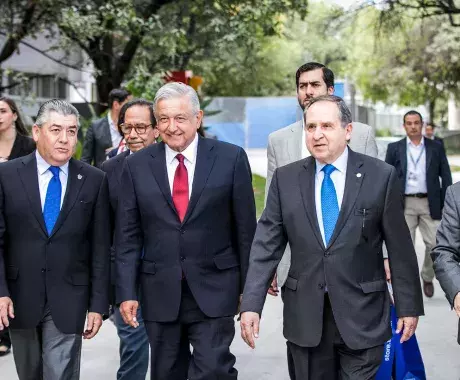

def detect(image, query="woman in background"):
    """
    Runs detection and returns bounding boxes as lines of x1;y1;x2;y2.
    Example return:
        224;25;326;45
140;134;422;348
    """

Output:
0;97;35;356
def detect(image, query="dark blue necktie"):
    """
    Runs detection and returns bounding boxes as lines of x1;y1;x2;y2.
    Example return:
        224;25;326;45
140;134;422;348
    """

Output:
321;164;339;245
43;166;62;235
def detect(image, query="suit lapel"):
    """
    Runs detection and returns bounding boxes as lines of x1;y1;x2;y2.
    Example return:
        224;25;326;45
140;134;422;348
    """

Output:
116;150;130;186
327;150;364;249
182;138;216;225
425;139;433;171
101;118;112;148
299;157;325;250
287;121;303;162
17;153;47;236
399;139;408;178
50;159;86;237
149;143;176;212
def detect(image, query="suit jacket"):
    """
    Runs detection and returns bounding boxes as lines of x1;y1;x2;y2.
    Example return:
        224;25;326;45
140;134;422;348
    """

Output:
432;182;460;344
266;120;378;286
0;153;111;334
241;148;424;350
385;137;452;220
115;138;257;322
81;117;113;168
101;150;130;286
433;136;445;149
9;134;36;160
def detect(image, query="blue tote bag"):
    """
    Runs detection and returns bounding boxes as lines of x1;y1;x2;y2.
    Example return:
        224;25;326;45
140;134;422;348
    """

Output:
376;304;426;380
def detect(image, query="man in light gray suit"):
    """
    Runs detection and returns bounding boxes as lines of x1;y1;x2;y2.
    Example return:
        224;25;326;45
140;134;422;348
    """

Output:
432;182;460;344
266;62;379;294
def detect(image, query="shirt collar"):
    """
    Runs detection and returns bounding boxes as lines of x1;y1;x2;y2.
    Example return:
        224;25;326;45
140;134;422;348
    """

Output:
35;150;69;176
315;146;349;175
407;136;425;147
165;133;199;165
107;112;115;129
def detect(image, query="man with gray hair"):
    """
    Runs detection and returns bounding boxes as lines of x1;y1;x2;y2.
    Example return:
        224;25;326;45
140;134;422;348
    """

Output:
240;95;423;379
115;82;257;379
0;99;111;380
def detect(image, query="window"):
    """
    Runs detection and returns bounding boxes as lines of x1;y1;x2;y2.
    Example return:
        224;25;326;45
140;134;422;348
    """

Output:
7;72;68;99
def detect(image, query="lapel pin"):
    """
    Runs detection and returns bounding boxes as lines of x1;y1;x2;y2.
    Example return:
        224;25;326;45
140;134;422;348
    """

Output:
77;174;83;180
356;173;362;178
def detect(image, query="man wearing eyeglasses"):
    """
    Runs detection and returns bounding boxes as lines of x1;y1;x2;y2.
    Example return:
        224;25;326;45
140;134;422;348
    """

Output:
101;99;162;380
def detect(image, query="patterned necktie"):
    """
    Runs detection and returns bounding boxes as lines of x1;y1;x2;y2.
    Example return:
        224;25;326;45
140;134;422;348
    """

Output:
43;166;62;235
321;164;339;245
172;154;189;222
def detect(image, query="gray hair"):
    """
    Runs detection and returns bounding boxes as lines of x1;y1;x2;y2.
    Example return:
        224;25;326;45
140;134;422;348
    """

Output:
35;99;80;128
153;82;200;116
304;95;352;127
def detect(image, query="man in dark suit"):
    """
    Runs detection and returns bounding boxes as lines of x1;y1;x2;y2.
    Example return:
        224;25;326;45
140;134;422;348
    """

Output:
425;122;445;149
0;99;110;380
432;182;460;345
115;82;257;380
81;88;131;168
240;95;424;379
385;111;452;298
101;98;159;380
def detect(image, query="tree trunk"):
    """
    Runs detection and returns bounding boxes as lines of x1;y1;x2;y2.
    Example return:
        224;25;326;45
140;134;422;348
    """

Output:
95;75;113;115
428;98;436;122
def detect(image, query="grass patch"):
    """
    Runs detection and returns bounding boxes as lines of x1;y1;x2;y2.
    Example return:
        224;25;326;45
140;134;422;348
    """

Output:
451;165;460;172
252;174;266;219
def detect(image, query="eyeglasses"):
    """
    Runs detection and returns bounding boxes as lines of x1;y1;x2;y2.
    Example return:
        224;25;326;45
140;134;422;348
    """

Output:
120;123;153;135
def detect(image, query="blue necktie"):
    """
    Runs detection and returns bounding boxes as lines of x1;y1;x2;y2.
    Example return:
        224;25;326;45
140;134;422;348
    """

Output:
321;164;339;245
43;166;62;235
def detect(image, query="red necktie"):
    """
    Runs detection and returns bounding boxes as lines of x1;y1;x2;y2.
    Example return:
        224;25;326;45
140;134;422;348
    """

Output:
172;154;189;222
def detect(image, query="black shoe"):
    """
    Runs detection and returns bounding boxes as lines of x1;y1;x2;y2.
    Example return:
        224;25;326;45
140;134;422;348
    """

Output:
423;280;434;298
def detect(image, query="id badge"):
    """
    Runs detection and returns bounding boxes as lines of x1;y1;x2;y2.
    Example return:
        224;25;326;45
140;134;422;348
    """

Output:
408;171;418;186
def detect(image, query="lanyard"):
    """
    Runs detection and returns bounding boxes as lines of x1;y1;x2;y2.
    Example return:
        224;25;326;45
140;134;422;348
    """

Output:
409;145;425;170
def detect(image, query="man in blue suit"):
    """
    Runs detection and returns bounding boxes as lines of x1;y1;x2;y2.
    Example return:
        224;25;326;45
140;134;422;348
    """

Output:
115;83;257;380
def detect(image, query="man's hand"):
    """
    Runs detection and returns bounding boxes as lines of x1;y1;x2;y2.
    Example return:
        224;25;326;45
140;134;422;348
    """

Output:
83;312;103;339
384;258;391;282
0;297;14;330
396;316;418;343
240;312;260;349
120;301;139;328
268;274;279;297
453;293;460;318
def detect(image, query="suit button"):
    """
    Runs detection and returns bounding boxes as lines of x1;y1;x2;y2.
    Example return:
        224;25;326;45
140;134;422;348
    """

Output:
180;256;186;262
324;251;330;257
318;283;324;290
180;229;185;235
47;241;51;245
41;268;46;273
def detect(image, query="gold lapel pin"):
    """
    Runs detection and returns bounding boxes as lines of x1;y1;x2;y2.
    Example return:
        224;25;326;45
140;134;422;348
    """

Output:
356;173;362;178
77;174;83;180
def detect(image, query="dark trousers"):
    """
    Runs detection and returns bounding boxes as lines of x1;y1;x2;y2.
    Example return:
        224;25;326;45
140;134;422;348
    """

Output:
0;327;11;348
9;305;82;380
287;295;384;380
114;303;149;380
145;280;237;380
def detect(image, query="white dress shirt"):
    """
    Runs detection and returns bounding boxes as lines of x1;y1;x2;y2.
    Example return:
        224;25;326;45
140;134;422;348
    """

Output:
405;137;427;194
165;134;199;199
36;151;69;211
108;113;122;148
315;147;348;246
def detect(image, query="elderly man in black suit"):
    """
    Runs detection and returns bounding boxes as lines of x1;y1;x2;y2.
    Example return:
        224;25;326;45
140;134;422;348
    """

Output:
0;99;110;380
115;82;257;380
240;95;424;380
385;111;452;298
81;88;131;168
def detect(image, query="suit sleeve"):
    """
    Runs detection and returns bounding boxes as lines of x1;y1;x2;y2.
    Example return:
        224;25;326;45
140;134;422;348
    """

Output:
89;174;111;314
382;167;424;317
364;125;378;158
384;143;395;166
439;145;452;208
0;173;8;298
115;159;143;304
240;169;288;315
232;148;257;292
265;135;277;204
432;186;460;306
81;121;95;164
